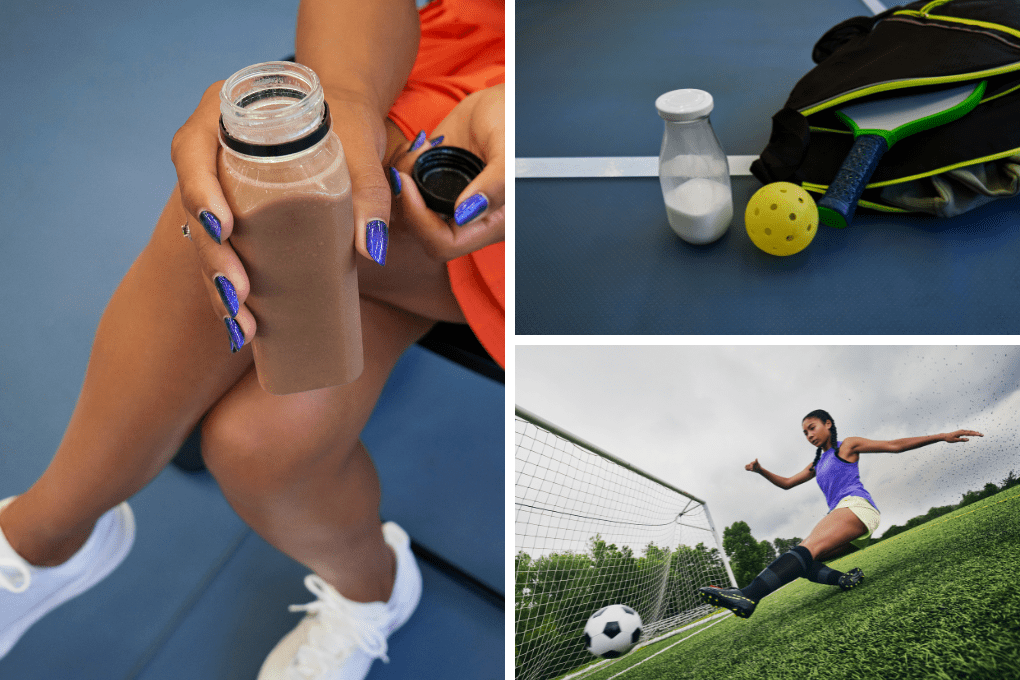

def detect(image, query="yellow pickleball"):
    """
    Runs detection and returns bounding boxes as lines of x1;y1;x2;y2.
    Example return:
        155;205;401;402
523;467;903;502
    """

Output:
745;182;818;256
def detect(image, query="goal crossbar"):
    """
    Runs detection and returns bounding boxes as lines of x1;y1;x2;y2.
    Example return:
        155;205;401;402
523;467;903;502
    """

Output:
515;406;706;505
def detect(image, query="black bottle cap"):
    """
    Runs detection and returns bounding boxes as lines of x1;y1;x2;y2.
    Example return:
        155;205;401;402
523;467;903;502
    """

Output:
412;146;485;216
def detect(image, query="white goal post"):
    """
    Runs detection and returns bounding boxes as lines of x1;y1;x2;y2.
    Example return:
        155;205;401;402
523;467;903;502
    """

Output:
515;406;737;680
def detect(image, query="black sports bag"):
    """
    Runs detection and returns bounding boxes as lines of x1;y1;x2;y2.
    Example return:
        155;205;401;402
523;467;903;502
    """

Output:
751;0;1020;218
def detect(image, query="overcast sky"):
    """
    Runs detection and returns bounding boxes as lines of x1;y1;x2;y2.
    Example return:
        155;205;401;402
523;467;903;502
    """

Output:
515;345;1020;548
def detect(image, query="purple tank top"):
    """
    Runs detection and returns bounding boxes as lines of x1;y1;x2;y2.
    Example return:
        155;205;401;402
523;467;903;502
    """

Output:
814;442;878;513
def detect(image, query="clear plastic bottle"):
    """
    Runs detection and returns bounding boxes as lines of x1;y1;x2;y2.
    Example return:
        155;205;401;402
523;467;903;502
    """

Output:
218;61;362;395
655;89;733;244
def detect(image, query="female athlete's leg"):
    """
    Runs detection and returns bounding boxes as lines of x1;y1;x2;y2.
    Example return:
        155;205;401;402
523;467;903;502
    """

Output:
799;508;868;561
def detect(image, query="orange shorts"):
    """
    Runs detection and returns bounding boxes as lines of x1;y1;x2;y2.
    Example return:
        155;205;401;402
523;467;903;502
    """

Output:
388;0;505;369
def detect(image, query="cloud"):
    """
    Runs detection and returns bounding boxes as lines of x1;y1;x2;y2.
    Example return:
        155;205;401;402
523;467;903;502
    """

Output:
516;345;1019;548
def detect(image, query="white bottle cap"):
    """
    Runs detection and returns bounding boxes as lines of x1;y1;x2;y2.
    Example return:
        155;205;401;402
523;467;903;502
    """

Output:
655;89;714;122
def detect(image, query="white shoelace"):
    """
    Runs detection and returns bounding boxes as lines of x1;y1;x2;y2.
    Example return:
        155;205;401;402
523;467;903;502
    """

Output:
287;575;391;680
0;559;31;594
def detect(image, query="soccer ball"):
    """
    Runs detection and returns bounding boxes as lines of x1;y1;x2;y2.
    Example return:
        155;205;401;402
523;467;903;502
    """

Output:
583;604;643;658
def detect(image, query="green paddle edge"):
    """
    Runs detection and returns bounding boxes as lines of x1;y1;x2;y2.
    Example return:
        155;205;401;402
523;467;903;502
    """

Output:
820;80;987;229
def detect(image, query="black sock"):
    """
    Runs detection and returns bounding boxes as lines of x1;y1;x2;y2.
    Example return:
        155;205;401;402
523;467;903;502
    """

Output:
739;545;812;602
806;559;845;586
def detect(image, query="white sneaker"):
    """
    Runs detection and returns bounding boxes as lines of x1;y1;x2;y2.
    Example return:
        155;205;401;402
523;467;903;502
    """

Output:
258;522;423;680
0;496;136;660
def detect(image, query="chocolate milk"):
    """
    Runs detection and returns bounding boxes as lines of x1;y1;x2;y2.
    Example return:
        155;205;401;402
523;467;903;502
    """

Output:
218;62;362;395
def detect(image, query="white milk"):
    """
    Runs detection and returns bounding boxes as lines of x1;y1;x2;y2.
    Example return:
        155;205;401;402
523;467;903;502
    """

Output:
663;177;733;244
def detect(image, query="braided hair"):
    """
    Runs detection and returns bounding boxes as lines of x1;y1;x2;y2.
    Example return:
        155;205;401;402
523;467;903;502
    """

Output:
803;409;837;471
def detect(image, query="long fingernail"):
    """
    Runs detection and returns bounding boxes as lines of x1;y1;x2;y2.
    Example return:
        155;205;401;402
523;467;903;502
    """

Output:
366;220;388;266
215;276;239;318
200;211;221;244
409;130;427;152
454;194;488;226
224;317;244;353
387;167;401;196
429;135;444;147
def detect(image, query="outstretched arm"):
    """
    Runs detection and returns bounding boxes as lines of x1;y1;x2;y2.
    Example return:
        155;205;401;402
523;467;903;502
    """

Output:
843;430;983;455
746;459;816;490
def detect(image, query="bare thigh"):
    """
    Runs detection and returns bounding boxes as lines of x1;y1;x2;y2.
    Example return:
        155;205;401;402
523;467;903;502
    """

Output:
355;200;468;325
799;508;868;561
201;294;434;478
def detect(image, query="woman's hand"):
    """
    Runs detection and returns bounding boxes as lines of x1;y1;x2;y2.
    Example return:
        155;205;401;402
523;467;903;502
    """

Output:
169;80;398;350
387;84;505;262
746;459;763;474
324;90;397;266
944;430;984;443
171;81;255;351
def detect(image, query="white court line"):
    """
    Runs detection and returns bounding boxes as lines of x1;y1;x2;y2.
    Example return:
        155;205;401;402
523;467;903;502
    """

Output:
861;0;887;14
515;156;757;178
518;3;884;181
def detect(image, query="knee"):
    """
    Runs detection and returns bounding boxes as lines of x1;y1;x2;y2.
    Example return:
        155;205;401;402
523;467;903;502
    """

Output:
199;399;346;494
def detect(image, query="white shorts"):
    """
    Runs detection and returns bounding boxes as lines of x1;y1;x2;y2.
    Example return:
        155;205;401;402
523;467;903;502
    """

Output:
833;495;881;547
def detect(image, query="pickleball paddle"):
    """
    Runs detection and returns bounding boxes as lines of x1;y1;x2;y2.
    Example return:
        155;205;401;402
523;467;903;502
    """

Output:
817;80;987;229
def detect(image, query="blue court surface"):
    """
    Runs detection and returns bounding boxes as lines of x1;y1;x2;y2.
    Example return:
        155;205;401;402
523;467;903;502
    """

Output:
0;0;503;678
517;0;1020;334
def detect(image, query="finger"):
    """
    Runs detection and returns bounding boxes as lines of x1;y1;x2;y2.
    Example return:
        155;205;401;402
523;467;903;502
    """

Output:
194;266;255;354
393;128;440;171
338;123;392;267
190;220;250;307
224;306;256;355
452;156;506;228
186;211;252;340
395;170;498;259
171;81;234;246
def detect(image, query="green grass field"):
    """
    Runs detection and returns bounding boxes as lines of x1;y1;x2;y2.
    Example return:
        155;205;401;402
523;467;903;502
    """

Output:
574;489;1020;680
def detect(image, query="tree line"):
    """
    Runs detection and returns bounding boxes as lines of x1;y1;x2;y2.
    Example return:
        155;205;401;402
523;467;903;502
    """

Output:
723;470;1019;585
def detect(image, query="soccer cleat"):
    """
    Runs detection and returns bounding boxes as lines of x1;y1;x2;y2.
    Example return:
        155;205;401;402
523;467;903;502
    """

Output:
0;496;135;661
698;586;757;619
838;567;864;591
257;522;422;680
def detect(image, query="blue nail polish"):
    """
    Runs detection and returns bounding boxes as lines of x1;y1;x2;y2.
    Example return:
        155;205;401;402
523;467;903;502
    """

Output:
454;194;488;226
387;167;402;196
366;220;388;266
200;211;221;244
215;276;239;318
410;130;427;152
224;317;244;353
430;135;444;147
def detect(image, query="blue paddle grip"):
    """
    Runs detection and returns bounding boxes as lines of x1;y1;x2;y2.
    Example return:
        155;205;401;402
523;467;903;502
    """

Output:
818;134;888;228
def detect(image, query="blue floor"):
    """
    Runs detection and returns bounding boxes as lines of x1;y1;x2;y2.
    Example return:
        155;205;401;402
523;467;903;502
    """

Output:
0;0;503;677
516;0;1020;334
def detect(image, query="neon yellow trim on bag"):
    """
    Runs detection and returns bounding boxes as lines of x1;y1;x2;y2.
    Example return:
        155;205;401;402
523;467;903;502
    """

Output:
801;147;1020;213
809;126;852;135
867;147;1020;187
917;0;955;17
893;9;1020;41
802;182;911;213
801;62;1020;117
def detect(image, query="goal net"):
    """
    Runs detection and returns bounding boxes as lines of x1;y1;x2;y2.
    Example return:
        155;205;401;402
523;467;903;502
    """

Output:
515;406;737;680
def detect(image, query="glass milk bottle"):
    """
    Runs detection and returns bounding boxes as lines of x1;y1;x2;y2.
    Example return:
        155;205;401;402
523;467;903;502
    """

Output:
218;61;363;395
655;89;733;244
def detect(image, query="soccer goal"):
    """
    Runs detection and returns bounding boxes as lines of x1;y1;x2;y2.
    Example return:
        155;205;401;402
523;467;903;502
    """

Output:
515;406;737;680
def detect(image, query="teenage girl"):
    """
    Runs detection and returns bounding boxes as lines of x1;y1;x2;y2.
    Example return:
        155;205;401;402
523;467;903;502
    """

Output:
698;409;982;618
